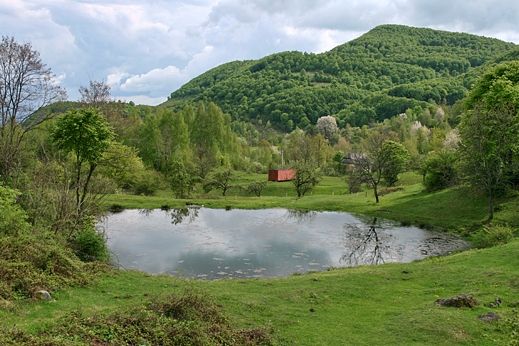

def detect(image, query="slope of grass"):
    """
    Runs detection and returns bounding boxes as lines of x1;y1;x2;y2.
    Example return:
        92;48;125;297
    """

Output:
4;172;518;345
3;241;518;345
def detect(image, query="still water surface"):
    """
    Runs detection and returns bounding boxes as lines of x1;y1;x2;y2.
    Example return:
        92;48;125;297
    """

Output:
101;207;468;279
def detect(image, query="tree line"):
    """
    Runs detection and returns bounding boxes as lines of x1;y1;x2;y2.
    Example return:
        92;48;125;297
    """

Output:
166;24;517;131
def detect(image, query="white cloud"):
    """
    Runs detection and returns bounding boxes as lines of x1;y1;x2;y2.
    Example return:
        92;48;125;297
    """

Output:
119;65;187;94
1;0;518;105
106;71;130;88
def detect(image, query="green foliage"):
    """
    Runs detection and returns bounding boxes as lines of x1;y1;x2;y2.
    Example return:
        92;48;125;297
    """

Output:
472;225;515;248
293;164;321;197
97;142;148;190
379;140;410;186
70;218;109;262
52;108;115;216
132;170;164;196
169;160;195;198
0;185;30;236
0;292;272;345
246;181;267;197
347;134;410;202
137;103;241;178
423;151;458;191
0;233;92;300
203;169;234;196
283;130;333;167
166;25;516;130
52;108;114;165
459;62;519;220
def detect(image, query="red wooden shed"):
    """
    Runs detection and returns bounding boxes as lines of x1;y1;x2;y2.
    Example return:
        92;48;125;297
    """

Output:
268;169;296;182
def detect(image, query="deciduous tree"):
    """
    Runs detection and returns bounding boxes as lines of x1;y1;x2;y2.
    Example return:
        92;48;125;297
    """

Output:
79;80;111;105
293;163;321;198
52;108;114;217
203;168;233;196
346;134;409;203
0;36;66;180
459;62;519;220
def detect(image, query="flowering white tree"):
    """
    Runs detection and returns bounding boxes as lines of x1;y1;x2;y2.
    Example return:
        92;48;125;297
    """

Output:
316;115;338;141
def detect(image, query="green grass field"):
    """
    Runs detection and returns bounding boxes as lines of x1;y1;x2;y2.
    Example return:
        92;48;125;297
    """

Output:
3;241;518;345
3;172;519;345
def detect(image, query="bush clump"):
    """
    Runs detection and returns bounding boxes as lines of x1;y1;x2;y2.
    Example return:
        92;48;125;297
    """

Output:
0;186;102;300
0;185;30;236
69;218;109;262
246;181;267;197
0;234;93;300
0;292;273;345
422;151;458;191
472;224;515;248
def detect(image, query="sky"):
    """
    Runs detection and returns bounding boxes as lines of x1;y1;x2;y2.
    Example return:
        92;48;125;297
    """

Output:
1;0;518;106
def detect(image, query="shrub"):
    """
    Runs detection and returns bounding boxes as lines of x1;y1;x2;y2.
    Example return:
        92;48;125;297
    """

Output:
0;185;30;236
423;150;458;191
133;170;163;196
347;174;362;194
247;181;267;197
0;292;273;345
472;225;514;248
0;233;92;299
108;204;125;213
70;219;109;262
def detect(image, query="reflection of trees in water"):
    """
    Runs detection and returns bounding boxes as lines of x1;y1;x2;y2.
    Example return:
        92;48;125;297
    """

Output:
286;209;317;223
139;208;153;217
169;207;200;225
340;218;400;266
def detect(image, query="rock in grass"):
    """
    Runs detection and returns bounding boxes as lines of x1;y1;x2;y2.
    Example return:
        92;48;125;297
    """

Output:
436;294;478;308
478;312;500;322
486;297;502;308
34;290;52;301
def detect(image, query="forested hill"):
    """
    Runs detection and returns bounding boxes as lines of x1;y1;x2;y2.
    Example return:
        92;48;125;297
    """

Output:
163;24;518;130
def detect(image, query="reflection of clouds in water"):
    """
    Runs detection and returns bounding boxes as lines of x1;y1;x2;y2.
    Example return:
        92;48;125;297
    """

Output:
101;208;468;278
172;240;332;279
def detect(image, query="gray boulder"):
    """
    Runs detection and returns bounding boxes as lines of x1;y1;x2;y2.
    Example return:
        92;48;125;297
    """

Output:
34;290;52;301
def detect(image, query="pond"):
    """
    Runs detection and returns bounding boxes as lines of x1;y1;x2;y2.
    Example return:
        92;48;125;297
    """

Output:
100;207;468;279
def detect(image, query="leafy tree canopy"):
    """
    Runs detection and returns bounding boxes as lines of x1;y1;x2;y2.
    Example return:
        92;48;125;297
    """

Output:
164;25;517;131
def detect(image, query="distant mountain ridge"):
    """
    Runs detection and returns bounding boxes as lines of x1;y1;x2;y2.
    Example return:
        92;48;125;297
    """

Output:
163;24;518;130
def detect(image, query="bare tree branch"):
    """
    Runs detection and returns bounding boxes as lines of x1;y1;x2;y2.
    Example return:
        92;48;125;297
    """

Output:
0;36;66;180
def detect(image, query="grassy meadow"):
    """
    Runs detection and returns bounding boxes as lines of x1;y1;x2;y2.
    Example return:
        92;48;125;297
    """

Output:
3;172;519;345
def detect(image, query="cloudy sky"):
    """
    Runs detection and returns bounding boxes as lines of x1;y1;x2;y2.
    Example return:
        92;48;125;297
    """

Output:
1;0;518;105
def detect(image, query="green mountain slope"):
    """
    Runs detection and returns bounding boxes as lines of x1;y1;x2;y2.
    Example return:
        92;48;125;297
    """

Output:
164;24;517;130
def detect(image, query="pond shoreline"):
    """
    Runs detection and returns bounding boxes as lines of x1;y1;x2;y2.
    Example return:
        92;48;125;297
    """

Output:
101;207;470;279
101;183;492;242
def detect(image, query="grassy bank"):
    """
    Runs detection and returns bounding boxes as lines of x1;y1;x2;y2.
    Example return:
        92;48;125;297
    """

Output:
103;173;519;232
3;173;518;345
3;240;518;345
